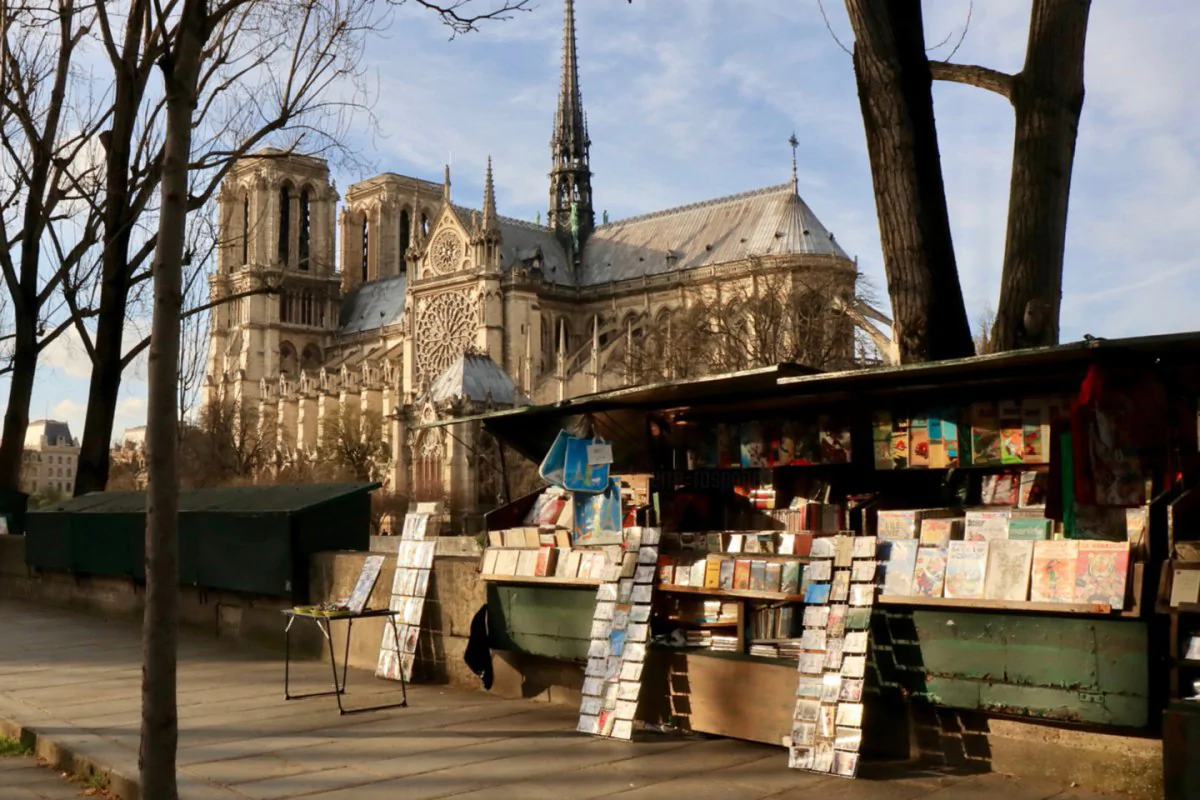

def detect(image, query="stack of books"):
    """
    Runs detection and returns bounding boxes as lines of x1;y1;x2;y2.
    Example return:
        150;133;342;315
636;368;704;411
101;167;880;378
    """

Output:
710;635;740;652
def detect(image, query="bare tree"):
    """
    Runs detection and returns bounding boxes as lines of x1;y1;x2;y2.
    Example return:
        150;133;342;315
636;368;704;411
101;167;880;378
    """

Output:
974;303;997;355
628;265;863;384
0;0;106;491
317;405;392;482
841;0;975;364
134;2;531;794
931;0;1091;350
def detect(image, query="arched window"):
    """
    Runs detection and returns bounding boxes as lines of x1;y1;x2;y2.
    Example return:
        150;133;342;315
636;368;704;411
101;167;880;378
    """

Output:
420;212;429;237
298;188;311;271
277;185;291;265
279;342;297;375
301;344;322;371
240;194;250;266
414;431;445;501
399;209;411;272
361;215;369;283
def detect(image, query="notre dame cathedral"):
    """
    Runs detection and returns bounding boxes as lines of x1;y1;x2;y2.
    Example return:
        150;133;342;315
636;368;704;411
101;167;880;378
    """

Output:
203;0;872;523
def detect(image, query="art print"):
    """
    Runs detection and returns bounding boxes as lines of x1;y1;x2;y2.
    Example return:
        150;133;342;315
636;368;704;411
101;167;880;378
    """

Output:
839;678;864;703
833;751;859;778
836;703;864;727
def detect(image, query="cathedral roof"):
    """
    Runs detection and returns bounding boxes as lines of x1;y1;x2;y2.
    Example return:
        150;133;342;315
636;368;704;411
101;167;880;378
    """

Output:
578;182;850;286
338;274;407;334
450;204;573;286
428;352;525;406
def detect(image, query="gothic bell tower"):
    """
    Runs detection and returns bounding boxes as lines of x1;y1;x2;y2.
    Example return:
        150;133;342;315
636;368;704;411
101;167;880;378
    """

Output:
547;0;594;258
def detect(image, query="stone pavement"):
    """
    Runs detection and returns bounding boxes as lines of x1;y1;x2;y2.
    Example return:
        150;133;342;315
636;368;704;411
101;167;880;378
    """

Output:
0;599;1128;800
1;752;100;799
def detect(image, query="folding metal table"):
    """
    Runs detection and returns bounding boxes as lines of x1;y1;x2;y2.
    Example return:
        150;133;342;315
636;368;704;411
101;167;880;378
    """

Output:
282;607;407;715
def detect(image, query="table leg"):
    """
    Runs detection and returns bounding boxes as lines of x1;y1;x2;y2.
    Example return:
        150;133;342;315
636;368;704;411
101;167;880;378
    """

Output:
284;616;342;701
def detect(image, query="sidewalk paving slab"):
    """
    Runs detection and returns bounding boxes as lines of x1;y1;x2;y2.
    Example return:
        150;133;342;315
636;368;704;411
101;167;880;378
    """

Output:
0;598;1138;800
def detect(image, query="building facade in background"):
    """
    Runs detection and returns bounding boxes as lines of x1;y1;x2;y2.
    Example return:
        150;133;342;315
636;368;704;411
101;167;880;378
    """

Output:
19;420;80;497
203;0;870;525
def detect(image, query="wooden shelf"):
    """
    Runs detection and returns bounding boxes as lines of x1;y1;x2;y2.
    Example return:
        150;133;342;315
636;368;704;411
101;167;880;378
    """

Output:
878;595;1116;615
659;585;806;602
700;554;813;563
664;619;739;627
652;643;797;667
480;574;602;587
1172;657;1200;667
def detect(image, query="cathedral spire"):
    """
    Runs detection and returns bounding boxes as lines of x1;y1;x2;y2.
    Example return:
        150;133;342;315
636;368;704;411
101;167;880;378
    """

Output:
482;156;498;231
443;163;452;203
789;132;800;194
548;0;593;253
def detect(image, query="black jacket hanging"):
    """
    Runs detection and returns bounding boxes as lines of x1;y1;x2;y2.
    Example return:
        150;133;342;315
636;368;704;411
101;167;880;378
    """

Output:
463;604;494;690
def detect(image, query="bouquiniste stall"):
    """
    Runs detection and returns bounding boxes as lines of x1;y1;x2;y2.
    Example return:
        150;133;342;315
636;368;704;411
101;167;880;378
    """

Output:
421;334;1200;785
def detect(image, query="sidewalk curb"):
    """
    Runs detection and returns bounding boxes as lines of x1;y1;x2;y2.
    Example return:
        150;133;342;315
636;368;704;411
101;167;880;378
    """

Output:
0;709;140;800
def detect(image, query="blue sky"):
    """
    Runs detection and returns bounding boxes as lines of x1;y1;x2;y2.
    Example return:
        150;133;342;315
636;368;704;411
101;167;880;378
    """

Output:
8;0;1200;441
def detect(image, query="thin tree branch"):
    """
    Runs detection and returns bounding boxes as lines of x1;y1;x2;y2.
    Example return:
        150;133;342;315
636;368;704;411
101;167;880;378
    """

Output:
929;60;1015;101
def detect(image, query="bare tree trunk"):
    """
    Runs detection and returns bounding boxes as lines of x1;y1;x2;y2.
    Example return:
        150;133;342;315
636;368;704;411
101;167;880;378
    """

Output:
844;0;974;363
140;3;204;795
74;4;148;497
991;0;1090;350
0;326;36;488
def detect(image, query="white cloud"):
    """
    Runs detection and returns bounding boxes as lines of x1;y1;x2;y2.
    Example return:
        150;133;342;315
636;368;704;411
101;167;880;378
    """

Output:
51;399;86;440
40;328;93;379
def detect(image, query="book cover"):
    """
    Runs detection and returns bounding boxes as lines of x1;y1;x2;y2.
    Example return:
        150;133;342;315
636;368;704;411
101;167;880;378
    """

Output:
764;562;783;593
481;549;499;576
890;416;910;470
656;556;675;585
705;556;723;588
1074;541;1130;609
881;539;919;596
690;560;707;588
928;413;946;469
675;562;692;587
998;400;1025;464
942;415;961;468
763;421;790;467
782;561;801;597
982;539;1033;601
534;546;556;577
877;510;918;540
912;547;948;598
749;560;768;592
1007;517;1051;540
818;416;853;464
909;415;930;468
1030;540;1079;603
804;583;831;604
564;550;583;578
716;423;737;468
740;422;764;467
964;509;1010;542
919;518;963;548
733;559;752;590
1022;398;1050;464
872;411;893;470
718;559;736;589
969;402;1001;466
945;541;988;599
495;549;520;576
487;530;504;548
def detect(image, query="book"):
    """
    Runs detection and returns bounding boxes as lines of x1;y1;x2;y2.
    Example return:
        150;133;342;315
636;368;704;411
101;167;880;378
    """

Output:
704;556;723;589
515;549;538;577
764;562;783;593
804;583;831;604
564;550;583;578
909;415;930;467
1007;517;1051;540
1074;541;1130;609
890;416;910;469
534;546;557;577
740;422;765;467
927;414;945;469
345;555;385;614
920;518;962;548
945;541;988;599
1030;540;1079;603
749;560;768;592
982;539;1034;601
656;556;675;585
969;402;1001;465
782;563;801;594
718;559;736;589
481;549;499;575
942;415;961;468
1022;398;1050;464
964;509;1010;542
912;547;948;598
872;411;893;470
877;510;918;540
881;539;919;596
495;549;521;576
733;560;752;590
690;560;707;588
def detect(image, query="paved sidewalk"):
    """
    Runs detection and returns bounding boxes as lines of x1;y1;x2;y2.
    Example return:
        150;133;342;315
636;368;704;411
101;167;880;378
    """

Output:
1;752;99;799
0;599;1126;800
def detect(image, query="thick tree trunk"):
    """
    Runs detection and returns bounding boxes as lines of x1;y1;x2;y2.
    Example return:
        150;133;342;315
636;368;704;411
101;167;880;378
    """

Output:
844;0;974;363
139;4;204;795
0;325;37;489
991;0;1091;351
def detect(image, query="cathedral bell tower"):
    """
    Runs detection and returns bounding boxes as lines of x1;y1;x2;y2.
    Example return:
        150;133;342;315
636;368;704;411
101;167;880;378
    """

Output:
547;0;594;258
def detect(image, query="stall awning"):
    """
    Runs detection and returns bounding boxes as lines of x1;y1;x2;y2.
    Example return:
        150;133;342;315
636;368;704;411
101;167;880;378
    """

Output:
419;330;1200;467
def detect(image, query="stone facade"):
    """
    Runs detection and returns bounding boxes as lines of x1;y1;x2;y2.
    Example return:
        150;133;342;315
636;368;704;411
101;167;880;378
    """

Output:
17;420;79;497
203;0;878;526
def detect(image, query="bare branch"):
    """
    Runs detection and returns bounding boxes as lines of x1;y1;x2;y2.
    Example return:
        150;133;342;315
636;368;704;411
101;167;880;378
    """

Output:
816;0;852;56
929;60;1014;101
